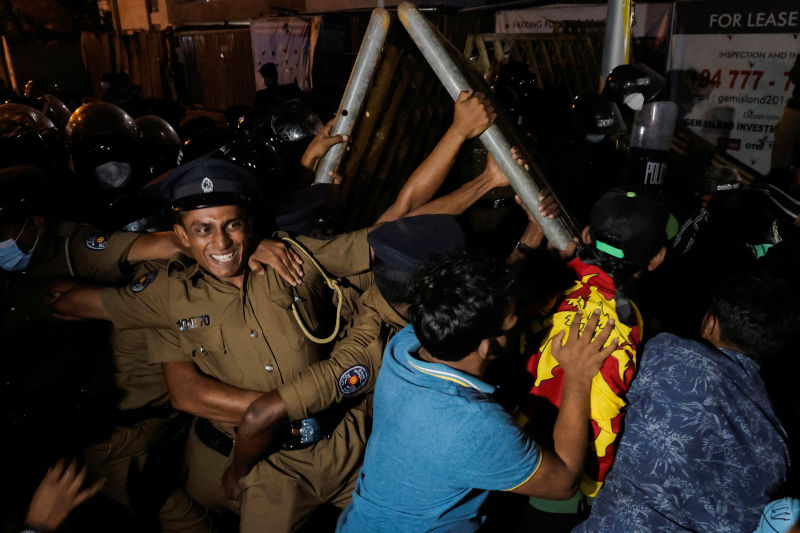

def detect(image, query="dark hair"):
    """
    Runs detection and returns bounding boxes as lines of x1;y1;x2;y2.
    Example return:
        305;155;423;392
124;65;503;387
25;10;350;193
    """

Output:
373;257;415;305
708;274;798;362
514;248;575;315
409;250;516;362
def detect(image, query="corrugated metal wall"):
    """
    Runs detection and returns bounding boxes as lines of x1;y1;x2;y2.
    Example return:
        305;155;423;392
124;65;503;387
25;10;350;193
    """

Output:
80;30;166;99
176;28;255;111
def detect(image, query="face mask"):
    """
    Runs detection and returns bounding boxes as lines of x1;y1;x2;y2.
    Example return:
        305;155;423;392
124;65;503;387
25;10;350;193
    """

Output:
93;161;132;189
0;222;38;272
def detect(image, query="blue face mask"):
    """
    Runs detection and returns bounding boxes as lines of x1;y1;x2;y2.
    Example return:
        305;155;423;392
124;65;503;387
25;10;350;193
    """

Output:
0;222;38;272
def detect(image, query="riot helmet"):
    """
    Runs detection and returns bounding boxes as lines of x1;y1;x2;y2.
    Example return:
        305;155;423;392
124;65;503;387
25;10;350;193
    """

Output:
23;79;60;99
135;114;180;180
178;127;236;164
66;101;138;190
570;93;626;142
103;191;170;233
603;63;666;112
0;102;63;169
239;100;322;173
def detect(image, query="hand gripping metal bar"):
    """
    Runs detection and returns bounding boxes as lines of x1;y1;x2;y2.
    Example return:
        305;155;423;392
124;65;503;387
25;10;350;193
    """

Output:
397;2;575;250
314;8;391;184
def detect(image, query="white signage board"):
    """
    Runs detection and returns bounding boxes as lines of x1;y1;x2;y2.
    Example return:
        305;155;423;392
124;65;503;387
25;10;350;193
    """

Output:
495;3;672;39
668;0;799;174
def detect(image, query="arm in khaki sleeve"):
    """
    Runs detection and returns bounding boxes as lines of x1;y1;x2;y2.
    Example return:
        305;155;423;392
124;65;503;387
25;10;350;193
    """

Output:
69;227;141;282
225;292;386;494
278;292;385;419
294;227;371;278
126;232;184;264
52;265;173;329
147;328;262;424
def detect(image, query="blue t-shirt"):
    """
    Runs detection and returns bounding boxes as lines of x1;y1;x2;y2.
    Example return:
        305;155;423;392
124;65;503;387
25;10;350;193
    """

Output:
337;326;542;533
574;333;789;533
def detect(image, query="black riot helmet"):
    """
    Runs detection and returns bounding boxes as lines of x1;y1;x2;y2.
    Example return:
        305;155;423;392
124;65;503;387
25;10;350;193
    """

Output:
23;79;60;99
66;101;138;190
493;61;538;104
603;63;666;112
238;100;322;174
178;127;236;165
268;99;322;144
102;190;170;233
570;93;626;142
135;115;180;180
0;102;64;169
4;94;71;131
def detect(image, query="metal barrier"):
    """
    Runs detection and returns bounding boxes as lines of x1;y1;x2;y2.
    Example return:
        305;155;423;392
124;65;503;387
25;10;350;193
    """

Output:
399;2;576;250
315;9;390;184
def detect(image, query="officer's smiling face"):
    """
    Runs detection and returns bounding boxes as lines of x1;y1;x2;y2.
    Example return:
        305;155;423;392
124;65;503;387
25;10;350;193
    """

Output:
174;204;253;287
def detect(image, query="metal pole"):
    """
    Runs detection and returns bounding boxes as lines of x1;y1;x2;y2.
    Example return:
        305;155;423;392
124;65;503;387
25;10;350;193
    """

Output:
599;0;632;88
314;8;390;184
397;2;575;250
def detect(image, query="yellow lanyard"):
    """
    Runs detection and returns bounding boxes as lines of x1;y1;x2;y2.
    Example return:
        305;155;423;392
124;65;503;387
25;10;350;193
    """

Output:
281;237;343;344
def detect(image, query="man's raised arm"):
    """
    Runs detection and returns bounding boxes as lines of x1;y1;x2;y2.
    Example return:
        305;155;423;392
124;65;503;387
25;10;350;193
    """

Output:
377;90;495;223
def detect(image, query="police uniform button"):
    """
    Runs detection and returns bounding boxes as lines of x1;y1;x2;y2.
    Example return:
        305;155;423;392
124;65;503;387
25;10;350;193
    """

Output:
250;330;258;338
265;364;274;372
199;346;206;353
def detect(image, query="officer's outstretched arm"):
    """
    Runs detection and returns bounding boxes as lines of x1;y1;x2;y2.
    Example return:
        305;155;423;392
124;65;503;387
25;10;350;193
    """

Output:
162;361;263;424
126;231;185;264
376;91;495;224
51;284;110;321
512;310;617;499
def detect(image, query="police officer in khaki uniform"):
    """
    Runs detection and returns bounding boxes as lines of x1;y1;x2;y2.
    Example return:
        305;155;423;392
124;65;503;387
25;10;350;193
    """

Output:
223;215;467;499
52;157;374;532
1;167;218;531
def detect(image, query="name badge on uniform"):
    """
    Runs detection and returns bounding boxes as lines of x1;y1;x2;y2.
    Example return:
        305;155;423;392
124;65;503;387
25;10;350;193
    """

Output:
85;232;111;250
177;314;211;331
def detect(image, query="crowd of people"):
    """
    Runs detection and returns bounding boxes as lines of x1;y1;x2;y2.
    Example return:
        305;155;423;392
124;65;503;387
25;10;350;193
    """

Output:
2;53;800;533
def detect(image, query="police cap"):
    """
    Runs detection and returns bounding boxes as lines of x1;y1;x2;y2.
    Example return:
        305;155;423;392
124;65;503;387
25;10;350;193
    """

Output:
275;183;331;232
160;157;260;212
367;214;465;272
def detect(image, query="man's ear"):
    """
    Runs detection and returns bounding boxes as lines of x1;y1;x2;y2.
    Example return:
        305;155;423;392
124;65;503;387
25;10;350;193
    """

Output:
647;245;667;271
581;226;592;245
174;223;190;248
700;311;717;342
477;338;491;360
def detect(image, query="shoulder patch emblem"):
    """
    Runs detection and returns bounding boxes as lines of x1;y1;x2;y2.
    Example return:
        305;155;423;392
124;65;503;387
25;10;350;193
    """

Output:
131;270;158;293
85;232;111;250
338;365;370;396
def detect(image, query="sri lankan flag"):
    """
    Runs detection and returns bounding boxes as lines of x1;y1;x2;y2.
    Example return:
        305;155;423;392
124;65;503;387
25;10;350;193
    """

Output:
523;258;641;497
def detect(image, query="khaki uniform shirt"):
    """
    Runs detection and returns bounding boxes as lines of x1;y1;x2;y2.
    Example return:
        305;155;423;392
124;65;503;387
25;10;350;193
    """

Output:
111;261;171;411
99;229;372;432
29;221;139;280
2;222;167;411
278;284;407;421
